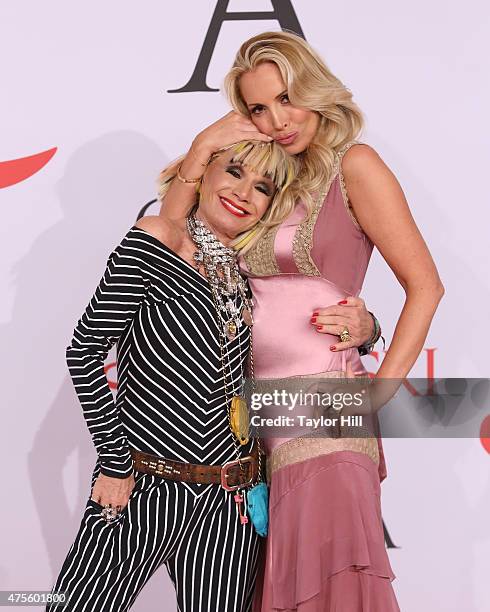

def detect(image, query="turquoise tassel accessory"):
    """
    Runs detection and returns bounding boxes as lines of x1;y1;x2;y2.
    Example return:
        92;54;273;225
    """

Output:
246;482;269;537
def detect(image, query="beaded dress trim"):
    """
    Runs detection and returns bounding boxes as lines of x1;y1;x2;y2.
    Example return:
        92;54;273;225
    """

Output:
243;223;281;277
266;435;380;483
337;140;364;231
291;178;335;277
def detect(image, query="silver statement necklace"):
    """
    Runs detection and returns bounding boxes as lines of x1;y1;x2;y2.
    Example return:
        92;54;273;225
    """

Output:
186;213;254;340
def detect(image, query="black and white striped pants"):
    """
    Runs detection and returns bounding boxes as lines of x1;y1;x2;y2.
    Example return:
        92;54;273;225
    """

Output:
47;464;261;612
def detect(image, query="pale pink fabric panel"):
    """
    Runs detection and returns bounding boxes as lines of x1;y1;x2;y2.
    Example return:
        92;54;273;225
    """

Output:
249;275;359;379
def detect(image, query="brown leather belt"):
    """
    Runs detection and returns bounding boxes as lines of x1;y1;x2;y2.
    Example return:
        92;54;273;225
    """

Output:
130;444;264;491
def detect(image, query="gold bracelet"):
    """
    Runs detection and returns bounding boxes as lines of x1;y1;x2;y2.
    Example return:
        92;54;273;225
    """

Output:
176;163;202;184
190;144;211;167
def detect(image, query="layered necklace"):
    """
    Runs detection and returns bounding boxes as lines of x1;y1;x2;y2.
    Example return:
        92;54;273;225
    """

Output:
186;213;254;340
186;212;264;527
186;211;254;450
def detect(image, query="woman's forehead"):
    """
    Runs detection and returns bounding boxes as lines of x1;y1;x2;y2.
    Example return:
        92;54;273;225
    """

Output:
240;63;285;103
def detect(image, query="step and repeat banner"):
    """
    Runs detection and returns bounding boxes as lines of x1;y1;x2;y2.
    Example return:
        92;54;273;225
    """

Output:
1;1;489;610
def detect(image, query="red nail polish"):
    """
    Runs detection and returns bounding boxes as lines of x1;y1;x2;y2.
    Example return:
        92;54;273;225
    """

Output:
316;325;322;330
312;311;319;316
338;300;347;305
311;317;317;323
330;345;336;351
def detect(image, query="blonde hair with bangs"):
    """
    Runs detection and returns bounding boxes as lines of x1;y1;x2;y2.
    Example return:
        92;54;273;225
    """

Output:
224;30;364;216
157;139;298;254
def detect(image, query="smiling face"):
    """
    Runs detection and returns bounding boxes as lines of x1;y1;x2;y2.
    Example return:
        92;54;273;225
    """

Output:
196;150;276;244
239;62;321;154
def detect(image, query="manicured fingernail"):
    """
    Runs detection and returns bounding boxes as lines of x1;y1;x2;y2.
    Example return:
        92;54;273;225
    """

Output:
338;300;347;305
312;311;319;316
316;325;322;330
311;317;317;323
330;345;336;351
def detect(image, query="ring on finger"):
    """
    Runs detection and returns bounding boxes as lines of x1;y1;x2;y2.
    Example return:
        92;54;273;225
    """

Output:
101;504;119;523
340;326;351;343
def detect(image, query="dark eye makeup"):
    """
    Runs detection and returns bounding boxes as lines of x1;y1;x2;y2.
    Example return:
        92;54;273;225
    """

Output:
225;164;274;197
226;166;241;179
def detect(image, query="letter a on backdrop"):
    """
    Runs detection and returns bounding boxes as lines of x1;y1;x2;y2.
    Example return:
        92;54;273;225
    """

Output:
168;0;305;92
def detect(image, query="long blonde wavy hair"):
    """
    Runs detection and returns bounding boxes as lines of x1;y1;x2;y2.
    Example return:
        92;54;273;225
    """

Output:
157;140;298;254
224;30;365;219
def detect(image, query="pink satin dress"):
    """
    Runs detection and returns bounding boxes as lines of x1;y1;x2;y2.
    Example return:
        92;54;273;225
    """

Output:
240;141;399;611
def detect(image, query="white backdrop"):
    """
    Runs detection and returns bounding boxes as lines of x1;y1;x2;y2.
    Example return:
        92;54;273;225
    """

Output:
1;1;489;610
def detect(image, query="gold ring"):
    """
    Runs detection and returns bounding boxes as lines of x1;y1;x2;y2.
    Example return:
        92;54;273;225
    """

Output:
340;327;351;343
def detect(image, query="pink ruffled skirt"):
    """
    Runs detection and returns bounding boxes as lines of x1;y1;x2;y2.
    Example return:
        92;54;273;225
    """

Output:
253;450;400;611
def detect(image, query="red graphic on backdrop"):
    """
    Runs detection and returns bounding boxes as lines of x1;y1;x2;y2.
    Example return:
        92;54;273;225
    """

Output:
480;415;490;454
0;147;57;188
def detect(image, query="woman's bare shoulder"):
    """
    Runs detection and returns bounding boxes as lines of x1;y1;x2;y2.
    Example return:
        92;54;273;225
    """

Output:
342;143;391;180
134;215;183;251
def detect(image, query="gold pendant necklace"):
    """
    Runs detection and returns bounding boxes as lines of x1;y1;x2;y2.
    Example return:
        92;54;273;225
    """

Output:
230;396;250;445
226;320;237;341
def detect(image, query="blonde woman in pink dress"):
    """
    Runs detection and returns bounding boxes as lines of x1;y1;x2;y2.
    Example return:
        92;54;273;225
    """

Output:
157;31;444;612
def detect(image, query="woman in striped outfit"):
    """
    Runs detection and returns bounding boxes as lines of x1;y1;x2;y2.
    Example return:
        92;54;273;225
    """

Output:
47;140;301;612
159;31;444;611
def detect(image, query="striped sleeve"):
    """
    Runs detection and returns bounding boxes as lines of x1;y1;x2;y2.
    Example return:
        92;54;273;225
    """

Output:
65;232;149;478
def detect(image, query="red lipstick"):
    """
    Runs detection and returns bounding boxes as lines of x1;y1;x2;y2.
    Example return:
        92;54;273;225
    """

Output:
219;196;249;217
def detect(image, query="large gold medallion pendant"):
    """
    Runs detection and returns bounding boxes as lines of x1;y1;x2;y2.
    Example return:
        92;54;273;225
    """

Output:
230;396;250;445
